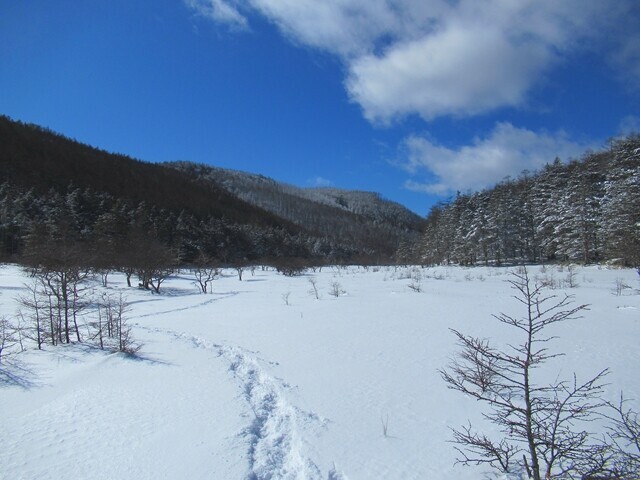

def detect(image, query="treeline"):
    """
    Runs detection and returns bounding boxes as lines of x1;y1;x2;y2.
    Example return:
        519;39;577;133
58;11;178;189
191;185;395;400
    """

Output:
413;135;640;267
168;162;425;258
0;115;296;229
0;115;399;270
0;183;364;270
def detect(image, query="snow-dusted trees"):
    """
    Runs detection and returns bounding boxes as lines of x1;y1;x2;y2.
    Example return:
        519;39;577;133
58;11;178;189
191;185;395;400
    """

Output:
601;137;640;268
420;201;457;265
441;268;619;479
420;135;640;266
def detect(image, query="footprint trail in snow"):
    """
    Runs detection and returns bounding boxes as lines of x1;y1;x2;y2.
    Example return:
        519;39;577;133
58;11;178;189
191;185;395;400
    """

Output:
144;326;347;480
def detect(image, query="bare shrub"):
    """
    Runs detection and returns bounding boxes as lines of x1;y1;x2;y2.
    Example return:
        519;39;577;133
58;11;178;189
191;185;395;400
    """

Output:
408;270;422;292
564;264;579;288
329;282;346;297
614;277;632;296
271;257;309;277
535;271;559;290
93;293;140;355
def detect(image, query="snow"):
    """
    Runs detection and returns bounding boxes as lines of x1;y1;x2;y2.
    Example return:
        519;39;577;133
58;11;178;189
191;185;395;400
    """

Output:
1;264;639;479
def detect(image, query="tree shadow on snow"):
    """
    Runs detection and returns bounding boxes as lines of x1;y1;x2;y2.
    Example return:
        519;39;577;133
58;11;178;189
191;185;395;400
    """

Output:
0;358;39;389
115;349;173;366
156;286;200;297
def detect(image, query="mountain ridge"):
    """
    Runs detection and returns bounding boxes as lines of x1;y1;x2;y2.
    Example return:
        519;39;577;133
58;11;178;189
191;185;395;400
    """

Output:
0;115;420;264
166;161;424;254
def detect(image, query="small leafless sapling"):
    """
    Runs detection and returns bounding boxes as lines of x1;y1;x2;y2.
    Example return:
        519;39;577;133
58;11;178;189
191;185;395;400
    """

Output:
564;264;579;288
441;267;613;480
308;278;320;300
329;281;345;297
602;395;640;477
381;414;390;438
614;278;631;296
0;316;16;363
17;279;47;349
282;291;291;306
93;292;140;355
408;270;422;292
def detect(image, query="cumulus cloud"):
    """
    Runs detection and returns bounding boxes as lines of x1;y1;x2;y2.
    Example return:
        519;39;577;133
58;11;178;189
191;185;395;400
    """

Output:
185;0;636;121
241;0;402;57
400;123;593;195
346;24;551;122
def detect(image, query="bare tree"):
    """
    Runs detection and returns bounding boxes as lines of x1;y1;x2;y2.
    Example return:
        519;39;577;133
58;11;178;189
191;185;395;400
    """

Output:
441;268;614;480
235;265;245;281
23;253;90;345
17;279;47;349
37;266;90;343
192;264;220;293
143;266;174;294
308;278;320;300
113;293;137;354
93;292;139;354
0;315;16;363
122;234;177;293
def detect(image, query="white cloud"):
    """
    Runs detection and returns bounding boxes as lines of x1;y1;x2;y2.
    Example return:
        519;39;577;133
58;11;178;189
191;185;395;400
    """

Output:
243;0;400;57
185;0;636;121
346;23;551;122
185;0;248;30
400;123;593;195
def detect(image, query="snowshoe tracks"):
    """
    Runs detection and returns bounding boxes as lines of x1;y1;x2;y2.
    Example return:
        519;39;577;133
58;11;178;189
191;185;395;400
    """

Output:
145;326;339;480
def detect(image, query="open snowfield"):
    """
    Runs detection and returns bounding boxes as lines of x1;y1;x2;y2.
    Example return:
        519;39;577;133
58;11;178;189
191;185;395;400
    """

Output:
1;263;639;480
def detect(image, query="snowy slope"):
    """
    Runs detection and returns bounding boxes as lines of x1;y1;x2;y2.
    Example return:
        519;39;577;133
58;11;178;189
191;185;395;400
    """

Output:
1;264;638;479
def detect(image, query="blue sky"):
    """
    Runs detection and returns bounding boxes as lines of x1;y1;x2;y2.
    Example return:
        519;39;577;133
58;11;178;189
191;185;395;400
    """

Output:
1;0;639;215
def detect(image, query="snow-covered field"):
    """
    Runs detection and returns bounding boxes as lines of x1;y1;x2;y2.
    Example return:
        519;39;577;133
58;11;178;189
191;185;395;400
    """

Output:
1;263;638;480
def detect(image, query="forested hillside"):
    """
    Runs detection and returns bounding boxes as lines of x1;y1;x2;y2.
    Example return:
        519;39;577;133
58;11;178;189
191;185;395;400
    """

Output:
0;115;414;268
2;115;637;270
416;136;640;267
167;162;424;257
